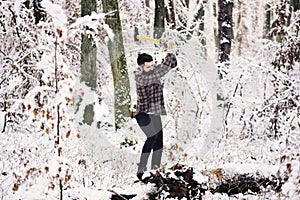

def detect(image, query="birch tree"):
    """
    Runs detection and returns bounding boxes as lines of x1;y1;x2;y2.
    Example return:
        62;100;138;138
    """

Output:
102;0;131;130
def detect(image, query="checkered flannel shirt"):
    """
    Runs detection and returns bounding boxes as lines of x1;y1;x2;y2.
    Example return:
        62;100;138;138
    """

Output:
134;53;177;115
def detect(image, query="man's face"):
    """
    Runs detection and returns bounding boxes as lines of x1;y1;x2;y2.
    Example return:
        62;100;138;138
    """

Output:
141;61;154;73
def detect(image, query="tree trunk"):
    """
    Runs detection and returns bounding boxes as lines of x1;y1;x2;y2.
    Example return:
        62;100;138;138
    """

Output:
194;1;206;47
291;0;300;10
217;0;234;63
145;0;150;8
176;0;188;33
165;0;176;29
23;0;44;24
264;3;271;38
154;0;165;39
102;0;131;130
288;0;300;25
184;0;189;7
80;0;97;125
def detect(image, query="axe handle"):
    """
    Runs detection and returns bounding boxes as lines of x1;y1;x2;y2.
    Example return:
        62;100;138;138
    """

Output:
136;34;177;47
136;35;160;43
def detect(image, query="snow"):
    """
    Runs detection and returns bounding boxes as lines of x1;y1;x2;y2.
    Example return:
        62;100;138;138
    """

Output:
1;0;300;199
221;37;231;44
193;171;209;184
220;163;280;176
0;112;4;131
70;12;114;42
41;0;68;27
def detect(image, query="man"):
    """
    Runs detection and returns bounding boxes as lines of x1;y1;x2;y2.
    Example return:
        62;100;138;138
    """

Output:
134;52;177;180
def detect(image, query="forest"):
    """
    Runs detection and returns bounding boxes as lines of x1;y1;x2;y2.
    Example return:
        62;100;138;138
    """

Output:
0;0;299;199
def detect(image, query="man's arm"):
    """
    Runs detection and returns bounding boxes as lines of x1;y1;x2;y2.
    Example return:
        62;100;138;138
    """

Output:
163;53;177;69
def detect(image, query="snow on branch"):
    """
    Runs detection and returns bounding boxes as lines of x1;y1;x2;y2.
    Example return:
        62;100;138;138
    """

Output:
70;11;114;44
41;0;68;28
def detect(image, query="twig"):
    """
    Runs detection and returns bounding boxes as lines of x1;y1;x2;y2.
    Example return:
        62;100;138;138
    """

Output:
8;6;24;51
164;100;181;129
57;104;60;156
11;62;38;82
2;51;38;84
0;78;7;87
54;37;59;93
224;73;243;138
59;179;63;200
0;20;6;32
0;49;7;56
1;113;7;133
107;189;128;200
232;74;243;98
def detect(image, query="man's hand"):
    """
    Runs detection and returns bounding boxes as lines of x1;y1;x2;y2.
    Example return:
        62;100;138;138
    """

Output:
159;39;176;52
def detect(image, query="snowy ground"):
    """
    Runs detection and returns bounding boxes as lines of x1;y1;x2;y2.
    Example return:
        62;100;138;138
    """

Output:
1;1;299;198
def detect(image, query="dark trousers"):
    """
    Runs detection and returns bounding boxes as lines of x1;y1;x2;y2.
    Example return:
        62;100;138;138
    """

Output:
135;113;163;172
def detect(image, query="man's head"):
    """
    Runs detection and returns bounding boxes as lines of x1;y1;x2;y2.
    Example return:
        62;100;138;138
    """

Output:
137;53;154;73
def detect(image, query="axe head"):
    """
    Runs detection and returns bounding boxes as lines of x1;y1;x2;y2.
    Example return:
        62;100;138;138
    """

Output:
134;27;139;41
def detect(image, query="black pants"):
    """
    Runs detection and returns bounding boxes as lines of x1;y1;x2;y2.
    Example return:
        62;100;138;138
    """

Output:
135;113;163;172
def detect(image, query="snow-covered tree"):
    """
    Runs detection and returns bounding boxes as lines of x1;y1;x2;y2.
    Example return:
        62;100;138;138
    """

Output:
102;0;131;130
80;0;97;125
217;0;234;63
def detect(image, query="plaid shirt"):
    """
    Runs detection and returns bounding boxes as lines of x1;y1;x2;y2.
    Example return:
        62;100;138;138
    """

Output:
134;53;177;115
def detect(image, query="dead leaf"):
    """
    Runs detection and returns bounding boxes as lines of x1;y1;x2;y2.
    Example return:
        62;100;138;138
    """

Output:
65;97;74;103
286;163;292;173
12;183;19;191
66;131;71;138
40;123;44;130
280;155;286;163
56;28;62;37
276;170;281;177
24;160;29;167
33;108;39;117
58;147;62;155
46;110;51;120
210;168;223;180
48;182;55;190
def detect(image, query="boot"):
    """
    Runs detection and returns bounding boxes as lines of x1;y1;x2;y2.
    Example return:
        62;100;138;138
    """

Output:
151;149;162;170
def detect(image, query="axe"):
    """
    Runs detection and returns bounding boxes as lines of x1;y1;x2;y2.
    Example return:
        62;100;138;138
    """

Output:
134;27;176;50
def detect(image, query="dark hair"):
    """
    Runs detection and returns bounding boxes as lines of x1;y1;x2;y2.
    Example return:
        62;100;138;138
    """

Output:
137;53;153;66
